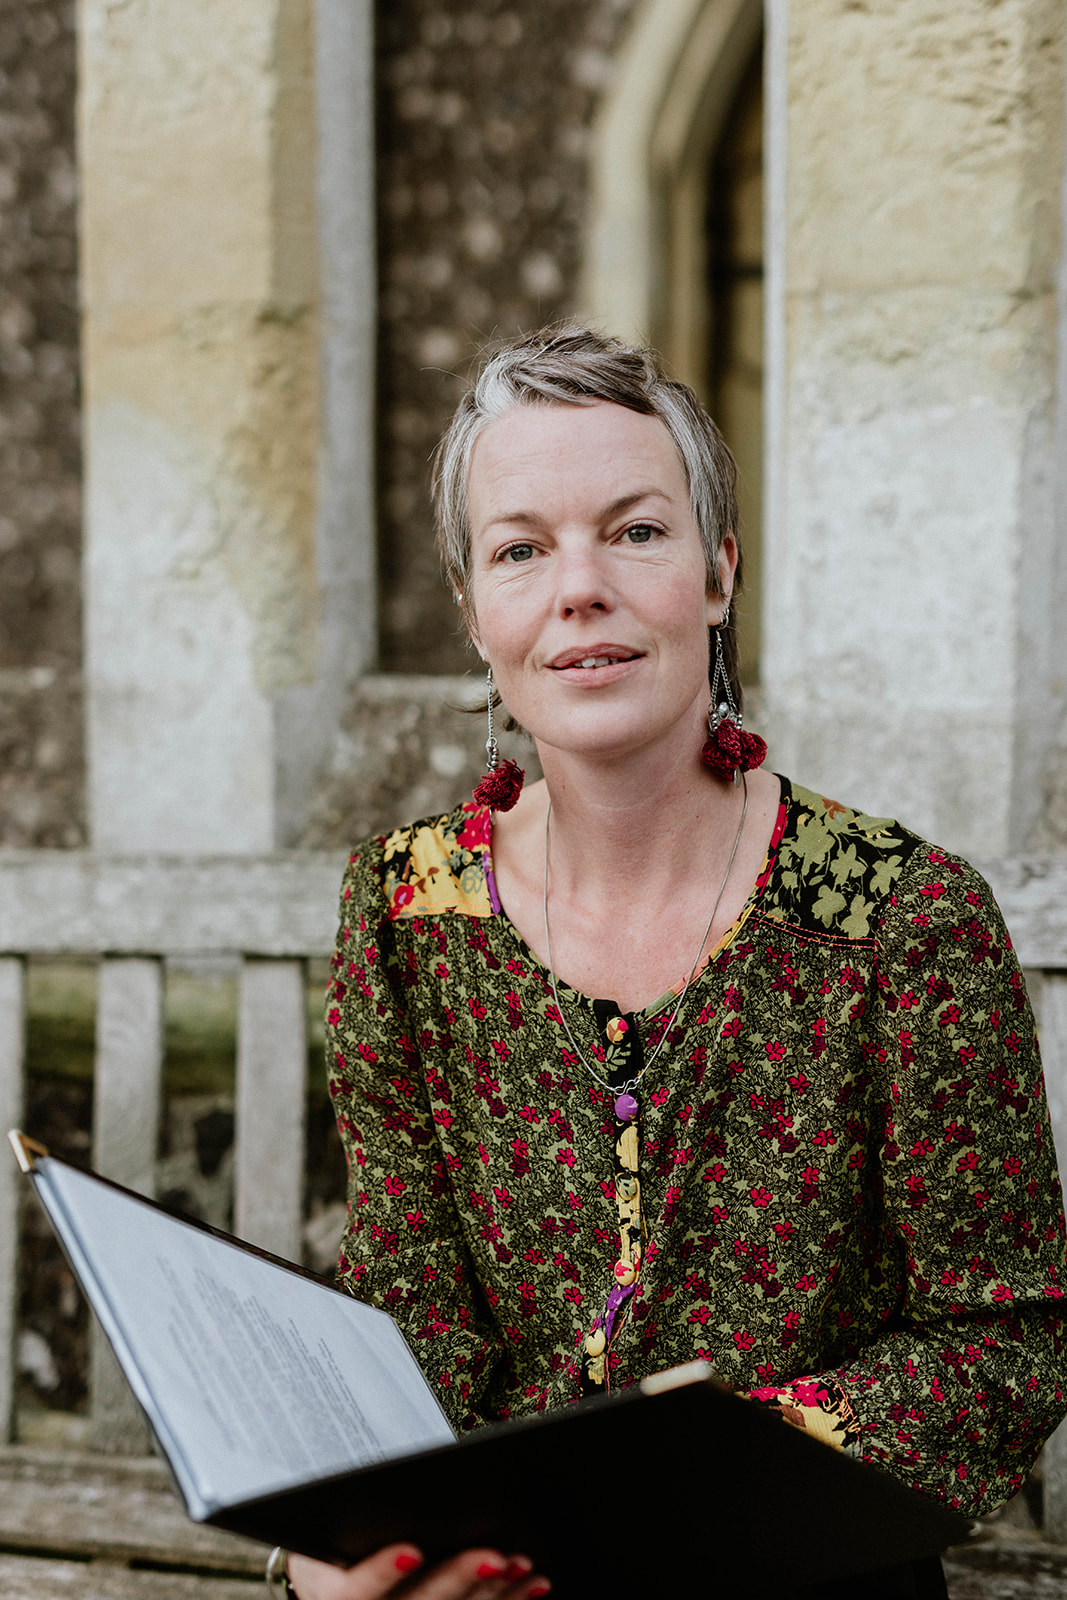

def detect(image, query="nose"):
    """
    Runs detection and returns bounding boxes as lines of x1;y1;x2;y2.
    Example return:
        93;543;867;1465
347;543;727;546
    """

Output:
555;540;615;619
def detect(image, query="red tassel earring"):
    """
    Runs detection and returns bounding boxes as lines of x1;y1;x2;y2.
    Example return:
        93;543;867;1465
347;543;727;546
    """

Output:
702;609;767;779
473;665;525;811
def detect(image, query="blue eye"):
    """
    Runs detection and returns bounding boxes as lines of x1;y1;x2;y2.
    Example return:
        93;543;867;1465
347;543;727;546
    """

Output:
622;523;657;544
501;543;534;563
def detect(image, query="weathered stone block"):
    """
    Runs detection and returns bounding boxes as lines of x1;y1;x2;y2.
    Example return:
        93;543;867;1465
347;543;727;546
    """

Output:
298;674;541;848
788;0;1066;293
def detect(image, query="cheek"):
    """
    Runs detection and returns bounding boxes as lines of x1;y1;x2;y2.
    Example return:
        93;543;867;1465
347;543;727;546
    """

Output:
466;605;523;678
468;572;540;655
667;583;715;650
464;574;502;661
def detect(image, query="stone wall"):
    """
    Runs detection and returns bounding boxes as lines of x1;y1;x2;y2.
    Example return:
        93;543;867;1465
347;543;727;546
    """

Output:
79;0;329;854
375;0;639;675
762;0;1067;859
297;675;539;847
4;0;1067;859
0;0;641;848
0;0;81;848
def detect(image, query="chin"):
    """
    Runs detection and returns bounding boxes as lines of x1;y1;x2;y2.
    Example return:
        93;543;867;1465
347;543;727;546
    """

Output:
517;684;707;764
538;723;684;765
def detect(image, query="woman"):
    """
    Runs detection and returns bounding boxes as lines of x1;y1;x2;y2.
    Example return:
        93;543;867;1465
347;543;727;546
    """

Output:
285;328;1066;1600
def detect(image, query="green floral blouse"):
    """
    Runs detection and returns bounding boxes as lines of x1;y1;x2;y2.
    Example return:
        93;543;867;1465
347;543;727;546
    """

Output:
326;777;1067;1517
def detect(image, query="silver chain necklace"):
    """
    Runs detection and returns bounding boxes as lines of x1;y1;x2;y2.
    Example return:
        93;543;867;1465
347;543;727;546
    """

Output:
542;774;748;1099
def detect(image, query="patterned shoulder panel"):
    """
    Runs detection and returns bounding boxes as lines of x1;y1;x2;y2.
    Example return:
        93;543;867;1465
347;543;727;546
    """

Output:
375;800;495;921
760;778;923;941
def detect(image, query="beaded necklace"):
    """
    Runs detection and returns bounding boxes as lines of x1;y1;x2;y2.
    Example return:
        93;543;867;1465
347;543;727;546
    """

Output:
541;777;748;1392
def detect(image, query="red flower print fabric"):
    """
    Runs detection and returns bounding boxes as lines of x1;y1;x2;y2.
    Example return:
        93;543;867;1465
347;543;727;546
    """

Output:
326;779;1067;1517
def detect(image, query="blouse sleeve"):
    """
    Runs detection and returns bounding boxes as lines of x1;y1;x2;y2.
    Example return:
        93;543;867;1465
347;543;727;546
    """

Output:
747;848;1067;1515
325;846;506;1431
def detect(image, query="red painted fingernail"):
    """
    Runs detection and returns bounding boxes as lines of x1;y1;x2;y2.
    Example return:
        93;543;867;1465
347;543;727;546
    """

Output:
394;1552;422;1574
476;1561;507;1580
506;1557;533;1579
527;1583;551;1598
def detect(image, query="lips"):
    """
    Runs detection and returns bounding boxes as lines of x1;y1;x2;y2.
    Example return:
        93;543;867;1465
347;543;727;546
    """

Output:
548;646;643;670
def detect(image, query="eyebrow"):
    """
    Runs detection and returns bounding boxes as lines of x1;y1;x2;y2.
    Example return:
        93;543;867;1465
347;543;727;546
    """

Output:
482;487;675;532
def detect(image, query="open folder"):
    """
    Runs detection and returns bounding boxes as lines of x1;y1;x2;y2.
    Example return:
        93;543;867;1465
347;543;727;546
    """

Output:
9;1131;970;1596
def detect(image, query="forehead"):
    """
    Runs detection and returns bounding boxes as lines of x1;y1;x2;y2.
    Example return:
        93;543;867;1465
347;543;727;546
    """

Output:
467;400;689;524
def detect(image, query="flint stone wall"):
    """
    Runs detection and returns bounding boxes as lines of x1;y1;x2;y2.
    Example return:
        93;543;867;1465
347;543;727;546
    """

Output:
375;0;640;676
0;0;81;848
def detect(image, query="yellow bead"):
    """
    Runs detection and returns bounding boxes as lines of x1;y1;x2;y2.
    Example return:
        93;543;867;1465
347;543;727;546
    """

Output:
585;1328;606;1356
617;1126;639;1171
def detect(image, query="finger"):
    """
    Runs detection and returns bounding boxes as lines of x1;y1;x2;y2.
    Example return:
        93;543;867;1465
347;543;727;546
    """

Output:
423;1551;550;1600
288;1544;425;1600
499;1558;551;1600
397;1549;513;1600
285;1546;549;1600
506;1570;551;1600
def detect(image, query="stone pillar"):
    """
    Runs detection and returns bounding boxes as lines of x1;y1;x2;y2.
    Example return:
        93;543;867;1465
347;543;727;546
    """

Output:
79;0;376;853
275;0;377;845
762;0;1066;859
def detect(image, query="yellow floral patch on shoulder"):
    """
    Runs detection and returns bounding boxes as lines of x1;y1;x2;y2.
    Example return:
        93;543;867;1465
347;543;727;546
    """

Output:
381;804;495;920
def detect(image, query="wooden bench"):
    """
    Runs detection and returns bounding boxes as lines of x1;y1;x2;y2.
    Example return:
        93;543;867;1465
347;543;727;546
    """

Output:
1;847;1066;1582
0;1441;262;1597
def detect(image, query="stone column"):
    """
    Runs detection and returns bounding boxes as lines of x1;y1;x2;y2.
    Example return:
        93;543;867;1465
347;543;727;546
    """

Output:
79;0;375;853
762;0;1066;859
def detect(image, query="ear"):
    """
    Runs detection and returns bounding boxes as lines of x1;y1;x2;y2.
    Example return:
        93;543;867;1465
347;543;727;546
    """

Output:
705;532;739;627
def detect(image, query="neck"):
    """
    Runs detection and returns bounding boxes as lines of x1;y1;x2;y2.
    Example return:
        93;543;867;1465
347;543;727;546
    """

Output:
487;727;781;1016
533;736;743;903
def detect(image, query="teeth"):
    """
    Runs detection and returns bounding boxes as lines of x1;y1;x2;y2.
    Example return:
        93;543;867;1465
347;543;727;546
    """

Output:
579;656;613;668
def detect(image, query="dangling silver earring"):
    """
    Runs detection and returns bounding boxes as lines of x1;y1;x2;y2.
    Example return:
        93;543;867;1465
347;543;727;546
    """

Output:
472;665;525;811
701;606;767;779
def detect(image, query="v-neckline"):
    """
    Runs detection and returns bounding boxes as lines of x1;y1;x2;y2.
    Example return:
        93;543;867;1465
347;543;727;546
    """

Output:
481;778;791;1025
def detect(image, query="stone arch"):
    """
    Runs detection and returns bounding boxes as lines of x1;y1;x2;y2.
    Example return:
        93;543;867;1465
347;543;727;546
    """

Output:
579;0;763;398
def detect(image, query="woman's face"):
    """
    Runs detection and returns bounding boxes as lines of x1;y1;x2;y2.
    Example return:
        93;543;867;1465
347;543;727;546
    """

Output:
466;400;735;767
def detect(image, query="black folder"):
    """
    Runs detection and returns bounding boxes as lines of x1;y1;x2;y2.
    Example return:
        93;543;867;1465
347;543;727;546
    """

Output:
10;1131;971;1597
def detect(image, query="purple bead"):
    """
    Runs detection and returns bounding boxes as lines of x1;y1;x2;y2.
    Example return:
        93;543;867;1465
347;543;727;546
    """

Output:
603;1282;634;1342
614;1092;638;1123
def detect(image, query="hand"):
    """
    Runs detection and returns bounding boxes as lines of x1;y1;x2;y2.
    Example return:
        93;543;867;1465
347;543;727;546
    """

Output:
287;1544;549;1600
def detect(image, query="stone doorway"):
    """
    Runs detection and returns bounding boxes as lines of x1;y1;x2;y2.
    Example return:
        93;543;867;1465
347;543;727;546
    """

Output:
706;35;763;685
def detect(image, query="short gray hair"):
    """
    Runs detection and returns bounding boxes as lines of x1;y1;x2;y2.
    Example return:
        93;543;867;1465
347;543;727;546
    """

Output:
432;324;743;696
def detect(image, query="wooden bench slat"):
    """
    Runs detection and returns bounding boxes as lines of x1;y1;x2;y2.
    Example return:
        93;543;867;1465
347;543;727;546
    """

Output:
975;857;1067;970
0;1443;261;1576
0;1553;261;1600
90;958;164;1455
0;854;346;957
234;959;308;1261
92;958;164;1197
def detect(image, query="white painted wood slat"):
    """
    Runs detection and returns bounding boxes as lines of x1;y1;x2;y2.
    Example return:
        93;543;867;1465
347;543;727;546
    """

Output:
0;957;26;1444
0;852;346;958
3;848;1065;964
234;959;307;1262
89;958;164;1455
976;858;1067;970
92;958;164;1197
